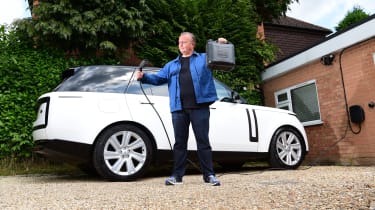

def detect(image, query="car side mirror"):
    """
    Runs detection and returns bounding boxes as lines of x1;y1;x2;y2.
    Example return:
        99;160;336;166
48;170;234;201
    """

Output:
220;91;241;103
232;91;240;101
220;97;234;103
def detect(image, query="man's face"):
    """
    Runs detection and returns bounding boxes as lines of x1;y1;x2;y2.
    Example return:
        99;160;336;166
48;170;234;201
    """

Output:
178;34;195;57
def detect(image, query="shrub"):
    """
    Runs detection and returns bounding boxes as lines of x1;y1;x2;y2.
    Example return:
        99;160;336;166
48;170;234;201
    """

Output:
0;24;116;158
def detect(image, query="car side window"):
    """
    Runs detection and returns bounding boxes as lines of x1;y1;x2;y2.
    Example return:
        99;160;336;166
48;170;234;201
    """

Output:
56;66;134;93
127;81;169;97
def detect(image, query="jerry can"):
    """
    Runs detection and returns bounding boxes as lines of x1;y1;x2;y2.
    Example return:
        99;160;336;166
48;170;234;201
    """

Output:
206;39;235;71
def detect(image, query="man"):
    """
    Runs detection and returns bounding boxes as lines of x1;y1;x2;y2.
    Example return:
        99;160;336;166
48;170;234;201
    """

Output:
135;32;227;186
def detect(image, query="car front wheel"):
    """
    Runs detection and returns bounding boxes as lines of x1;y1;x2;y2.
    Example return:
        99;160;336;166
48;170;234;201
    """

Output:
93;124;153;181
269;127;306;169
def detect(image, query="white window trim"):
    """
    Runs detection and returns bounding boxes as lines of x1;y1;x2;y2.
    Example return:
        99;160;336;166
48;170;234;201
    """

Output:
303;120;323;126
274;80;323;126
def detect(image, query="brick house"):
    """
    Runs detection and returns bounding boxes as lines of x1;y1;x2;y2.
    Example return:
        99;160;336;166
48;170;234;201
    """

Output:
261;15;375;165
260;16;332;61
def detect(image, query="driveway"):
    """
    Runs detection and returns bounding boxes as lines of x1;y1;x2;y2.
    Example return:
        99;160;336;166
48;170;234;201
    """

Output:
0;166;374;209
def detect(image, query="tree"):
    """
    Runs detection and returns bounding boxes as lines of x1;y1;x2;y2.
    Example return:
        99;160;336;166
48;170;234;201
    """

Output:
335;5;370;31
20;0;151;58
252;0;299;22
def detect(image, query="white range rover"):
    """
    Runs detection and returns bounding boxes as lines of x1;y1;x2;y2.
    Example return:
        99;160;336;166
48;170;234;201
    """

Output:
33;65;309;181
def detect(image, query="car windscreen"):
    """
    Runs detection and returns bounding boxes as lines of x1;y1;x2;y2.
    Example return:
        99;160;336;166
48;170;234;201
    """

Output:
55;66;135;93
214;80;232;99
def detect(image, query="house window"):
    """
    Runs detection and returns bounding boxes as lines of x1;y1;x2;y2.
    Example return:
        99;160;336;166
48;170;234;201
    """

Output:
275;80;322;126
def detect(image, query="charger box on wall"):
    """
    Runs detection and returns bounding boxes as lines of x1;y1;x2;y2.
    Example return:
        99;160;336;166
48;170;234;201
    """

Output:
349;105;365;124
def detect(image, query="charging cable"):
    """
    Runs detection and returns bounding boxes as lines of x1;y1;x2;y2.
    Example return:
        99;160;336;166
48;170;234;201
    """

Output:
135;60;174;150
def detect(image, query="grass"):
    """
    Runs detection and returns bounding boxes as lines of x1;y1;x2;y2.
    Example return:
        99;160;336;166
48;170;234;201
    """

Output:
0;157;81;176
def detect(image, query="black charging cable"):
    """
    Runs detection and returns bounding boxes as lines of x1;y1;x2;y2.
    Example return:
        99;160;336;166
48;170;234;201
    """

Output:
338;47;362;134
136;60;174;151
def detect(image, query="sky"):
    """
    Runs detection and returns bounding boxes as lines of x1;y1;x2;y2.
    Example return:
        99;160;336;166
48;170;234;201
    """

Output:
286;0;375;31
0;0;375;31
0;0;31;25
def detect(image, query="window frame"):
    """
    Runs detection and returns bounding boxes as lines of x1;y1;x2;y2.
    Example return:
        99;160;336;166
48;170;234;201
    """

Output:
274;80;323;126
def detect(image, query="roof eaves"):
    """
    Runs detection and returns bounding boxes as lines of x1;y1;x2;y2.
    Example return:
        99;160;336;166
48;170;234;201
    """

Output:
261;14;375;82
265;23;332;34
265;16;332;33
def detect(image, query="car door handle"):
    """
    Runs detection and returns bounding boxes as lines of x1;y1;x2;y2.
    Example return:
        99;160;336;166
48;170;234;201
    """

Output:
140;102;154;105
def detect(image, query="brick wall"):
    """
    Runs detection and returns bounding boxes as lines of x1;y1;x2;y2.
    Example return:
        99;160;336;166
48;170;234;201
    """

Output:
262;38;375;165
264;25;329;61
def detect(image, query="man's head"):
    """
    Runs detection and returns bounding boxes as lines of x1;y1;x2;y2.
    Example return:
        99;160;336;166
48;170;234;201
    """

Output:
178;32;196;57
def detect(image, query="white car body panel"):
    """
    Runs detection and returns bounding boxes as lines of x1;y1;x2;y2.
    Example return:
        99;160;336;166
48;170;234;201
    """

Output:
33;91;308;153
34;92;131;145
209;102;258;151
252;106;309;152
125;93;174;150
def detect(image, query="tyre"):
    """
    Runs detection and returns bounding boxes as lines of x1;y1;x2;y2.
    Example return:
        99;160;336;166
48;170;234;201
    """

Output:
269;127;306;169
93;124;153;181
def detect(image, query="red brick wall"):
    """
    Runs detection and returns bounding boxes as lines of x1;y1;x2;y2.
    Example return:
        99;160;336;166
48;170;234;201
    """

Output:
264;25;329;61
262;38;375;165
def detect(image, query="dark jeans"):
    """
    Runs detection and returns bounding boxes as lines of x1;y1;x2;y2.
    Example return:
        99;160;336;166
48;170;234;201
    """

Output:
171;107;215;179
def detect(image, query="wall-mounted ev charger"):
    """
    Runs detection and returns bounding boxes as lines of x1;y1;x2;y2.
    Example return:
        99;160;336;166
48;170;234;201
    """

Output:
349;105;365;124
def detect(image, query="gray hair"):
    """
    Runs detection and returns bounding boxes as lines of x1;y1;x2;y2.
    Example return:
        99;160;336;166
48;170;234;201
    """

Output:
180;32;196;44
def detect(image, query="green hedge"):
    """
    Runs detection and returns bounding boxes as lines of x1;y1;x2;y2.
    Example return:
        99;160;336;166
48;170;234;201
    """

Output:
0;25;116;158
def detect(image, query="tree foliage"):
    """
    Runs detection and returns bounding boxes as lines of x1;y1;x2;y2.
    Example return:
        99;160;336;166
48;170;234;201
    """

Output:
20;0;151;58
0;24;116;158
20;0;297;65
252;0;299;22
335;5;370;31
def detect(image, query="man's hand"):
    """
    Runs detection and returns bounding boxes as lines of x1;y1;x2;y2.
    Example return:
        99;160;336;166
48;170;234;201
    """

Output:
135;70;144;81
218;37;228;44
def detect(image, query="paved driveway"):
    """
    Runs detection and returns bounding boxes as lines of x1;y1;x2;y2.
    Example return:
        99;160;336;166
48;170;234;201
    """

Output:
0;166;374;209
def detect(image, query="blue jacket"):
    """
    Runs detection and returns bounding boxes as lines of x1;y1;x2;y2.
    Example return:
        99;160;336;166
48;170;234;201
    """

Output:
141;52;218;112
